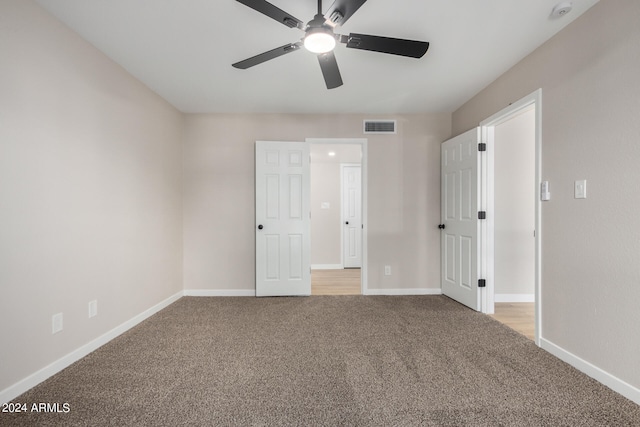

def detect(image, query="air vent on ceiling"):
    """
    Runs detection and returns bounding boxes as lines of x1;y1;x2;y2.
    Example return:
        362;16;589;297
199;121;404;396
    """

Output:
363;120;396;134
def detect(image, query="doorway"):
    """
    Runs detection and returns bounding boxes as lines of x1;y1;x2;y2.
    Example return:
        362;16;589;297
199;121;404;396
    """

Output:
490;106;535;340
480;89;541;345
308;138;367;295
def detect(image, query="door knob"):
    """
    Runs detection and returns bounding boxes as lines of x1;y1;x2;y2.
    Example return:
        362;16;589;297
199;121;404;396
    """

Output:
258;224;263;230
438;224;445;229
345;221;349;225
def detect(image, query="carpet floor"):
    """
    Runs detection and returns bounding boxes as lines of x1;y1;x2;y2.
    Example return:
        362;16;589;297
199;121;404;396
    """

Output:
3;295;639;426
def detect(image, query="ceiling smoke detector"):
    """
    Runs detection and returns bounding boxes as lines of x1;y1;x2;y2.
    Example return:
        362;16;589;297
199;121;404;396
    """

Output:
551;2;573;19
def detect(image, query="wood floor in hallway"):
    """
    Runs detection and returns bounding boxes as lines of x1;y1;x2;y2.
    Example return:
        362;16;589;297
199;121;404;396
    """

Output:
311;269;361;295
490;302;535;341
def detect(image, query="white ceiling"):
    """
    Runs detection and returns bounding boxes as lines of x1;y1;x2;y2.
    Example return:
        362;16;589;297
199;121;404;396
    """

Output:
34;0;599;114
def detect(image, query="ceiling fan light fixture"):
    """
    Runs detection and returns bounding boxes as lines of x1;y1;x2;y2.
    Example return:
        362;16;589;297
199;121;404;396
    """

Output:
304;27;336;53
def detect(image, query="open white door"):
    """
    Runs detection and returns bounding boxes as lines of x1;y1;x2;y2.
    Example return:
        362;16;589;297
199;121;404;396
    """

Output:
440;128;484;311
255;141;311;297
342;164;362;268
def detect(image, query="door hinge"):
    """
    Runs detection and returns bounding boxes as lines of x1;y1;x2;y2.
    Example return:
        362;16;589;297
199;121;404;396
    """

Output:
478;142;487;152
478;211;486;220
478;279;486;288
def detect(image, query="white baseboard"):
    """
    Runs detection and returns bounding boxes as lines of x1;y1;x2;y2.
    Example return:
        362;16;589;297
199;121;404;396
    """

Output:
540;337;640;405
311;264;344;270
184;289;256;297
364;288;442;296
0;291;183;405
495;293;535;303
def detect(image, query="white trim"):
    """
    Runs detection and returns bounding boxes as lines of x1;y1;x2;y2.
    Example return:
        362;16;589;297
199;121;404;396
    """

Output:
494;293;535;303
479;88;542;346
307;138;368;296
540;338;640;405
0;291;183;405
184;289;256;297
478;126;487;313
364;288;442;296
311;264;344;270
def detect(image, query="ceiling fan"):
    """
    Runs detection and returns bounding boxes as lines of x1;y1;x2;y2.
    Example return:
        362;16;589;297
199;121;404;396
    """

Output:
232;0;430;89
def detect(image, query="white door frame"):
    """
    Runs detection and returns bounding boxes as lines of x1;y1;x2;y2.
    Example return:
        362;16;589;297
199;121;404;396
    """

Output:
479;89;542;346
307;138;367;295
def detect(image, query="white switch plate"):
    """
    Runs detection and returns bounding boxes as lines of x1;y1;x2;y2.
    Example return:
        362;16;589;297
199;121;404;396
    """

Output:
540;181;551;201
320;202;330;209
52;313;63;334
574;180;587;199
88;300;98;318
384;265;391;276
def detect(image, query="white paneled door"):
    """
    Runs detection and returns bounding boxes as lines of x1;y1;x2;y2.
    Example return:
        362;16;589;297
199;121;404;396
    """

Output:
441;129;483;311
255;141;311;297
342;164;362;268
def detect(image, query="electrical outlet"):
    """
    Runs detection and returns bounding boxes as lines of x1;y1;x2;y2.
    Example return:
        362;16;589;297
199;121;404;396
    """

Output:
52;313;63;334
88;300;98;318
384;265;391;276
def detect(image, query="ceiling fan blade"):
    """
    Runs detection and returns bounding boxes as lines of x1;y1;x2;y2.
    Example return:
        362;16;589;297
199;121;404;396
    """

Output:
236;0;304;29
317;51;343;89
344;33;429;58
324;0;368;27
232;42;303;69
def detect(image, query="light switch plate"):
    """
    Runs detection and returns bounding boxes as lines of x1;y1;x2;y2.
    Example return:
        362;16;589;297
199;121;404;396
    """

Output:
540;181;551;201
88;300;98;318
52;313;63;334
574;180;587;199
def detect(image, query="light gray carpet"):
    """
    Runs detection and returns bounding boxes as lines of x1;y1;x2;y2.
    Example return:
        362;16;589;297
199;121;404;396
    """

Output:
3;296;639;426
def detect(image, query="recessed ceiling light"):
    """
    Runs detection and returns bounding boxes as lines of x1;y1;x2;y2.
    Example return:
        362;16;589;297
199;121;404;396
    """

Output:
328;151;336;157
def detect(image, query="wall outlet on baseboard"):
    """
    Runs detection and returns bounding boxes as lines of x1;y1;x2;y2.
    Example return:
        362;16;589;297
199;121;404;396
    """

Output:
384;265;391;276
52;313;63;334
88;300;98;318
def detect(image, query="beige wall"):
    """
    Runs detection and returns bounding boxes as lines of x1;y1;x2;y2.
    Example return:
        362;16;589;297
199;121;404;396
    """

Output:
0;0;184;393
182;113;451;292
311;162;343;266
453;0;640;389
494;108;535;296
310;144;361;267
